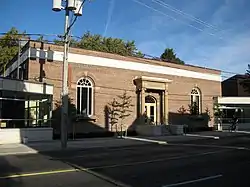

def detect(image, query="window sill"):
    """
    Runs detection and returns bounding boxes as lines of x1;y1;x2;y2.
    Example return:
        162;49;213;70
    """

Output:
75;115;96;122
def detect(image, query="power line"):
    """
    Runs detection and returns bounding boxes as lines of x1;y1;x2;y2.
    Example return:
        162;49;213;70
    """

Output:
0;32;60;37
1;33;248;77
0;38;56;43
132;0;224;41
153;0;221;32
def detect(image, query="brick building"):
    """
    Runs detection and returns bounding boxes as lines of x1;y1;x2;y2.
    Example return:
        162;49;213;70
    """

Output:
222;74;250;96
2;41;222;136
214;74;250;131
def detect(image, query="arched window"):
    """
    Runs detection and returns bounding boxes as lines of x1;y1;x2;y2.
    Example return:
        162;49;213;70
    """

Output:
76;78;94;116
190;88;201;115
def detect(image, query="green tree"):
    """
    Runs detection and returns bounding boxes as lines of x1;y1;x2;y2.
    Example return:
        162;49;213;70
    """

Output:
240;64;250;93
37;36;49;43
177;105;187;114
188;102;198;115
53;38;64;46
37;36;44;41
160;48;184;64
56;31;144;57
205;106;212;122
134;51;145;58
0;27;26;68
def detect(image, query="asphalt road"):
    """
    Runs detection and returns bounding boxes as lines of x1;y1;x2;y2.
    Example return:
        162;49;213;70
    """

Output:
1;135;250;187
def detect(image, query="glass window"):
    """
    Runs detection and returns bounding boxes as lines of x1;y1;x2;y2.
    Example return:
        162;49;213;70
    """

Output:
190;88;201;115
76;78;94;116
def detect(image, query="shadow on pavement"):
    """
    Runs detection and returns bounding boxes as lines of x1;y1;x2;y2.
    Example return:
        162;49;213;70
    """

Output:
0;156;23;187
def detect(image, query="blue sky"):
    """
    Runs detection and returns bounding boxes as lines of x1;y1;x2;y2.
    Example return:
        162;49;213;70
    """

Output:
1;0;250;78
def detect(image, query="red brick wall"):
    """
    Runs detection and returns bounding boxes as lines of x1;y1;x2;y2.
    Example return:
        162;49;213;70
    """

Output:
27;41;221;132
28;59;221;131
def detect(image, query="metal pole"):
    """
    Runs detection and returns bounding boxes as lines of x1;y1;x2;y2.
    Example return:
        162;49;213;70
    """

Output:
17;40;21;79
61;1;70;149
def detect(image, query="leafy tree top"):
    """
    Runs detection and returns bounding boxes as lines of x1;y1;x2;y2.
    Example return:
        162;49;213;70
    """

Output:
160;48;185;64
54;31;144;58
1;28;189;72
0;27;26;67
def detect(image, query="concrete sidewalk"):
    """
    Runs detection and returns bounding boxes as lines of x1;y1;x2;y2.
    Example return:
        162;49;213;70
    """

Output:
0;137;147;156
1;131;249;156
0;135;205;156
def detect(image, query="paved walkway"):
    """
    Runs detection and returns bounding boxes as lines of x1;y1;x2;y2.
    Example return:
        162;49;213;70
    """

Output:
0;137;147;156
0;131;249;156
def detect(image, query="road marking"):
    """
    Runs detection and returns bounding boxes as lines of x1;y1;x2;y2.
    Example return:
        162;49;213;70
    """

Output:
66;162;132;187
167;143;250;151
0;169;79;179
123;136;168;144
185;133;220;139
162;174;223;187
51;146;163;160
86;150;227;170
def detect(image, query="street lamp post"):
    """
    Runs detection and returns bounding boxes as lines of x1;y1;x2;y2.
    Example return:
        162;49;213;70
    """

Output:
52;0;83;148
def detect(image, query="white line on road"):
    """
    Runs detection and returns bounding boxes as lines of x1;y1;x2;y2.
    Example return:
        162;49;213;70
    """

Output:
162;174;223;187
167;143;250;151
123;136;168;144
185;134;220;139
123;136;249;151
66;162;132;187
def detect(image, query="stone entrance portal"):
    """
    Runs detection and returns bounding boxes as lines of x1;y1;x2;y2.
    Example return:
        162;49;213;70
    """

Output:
133;76;172;126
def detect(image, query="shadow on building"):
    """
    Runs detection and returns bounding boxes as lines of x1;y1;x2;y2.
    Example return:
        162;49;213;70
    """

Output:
222;74;250;97
52;99;114;140
52;99;139;140
168;112;211;133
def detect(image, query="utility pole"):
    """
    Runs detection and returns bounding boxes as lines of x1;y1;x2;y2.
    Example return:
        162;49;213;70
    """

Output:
52;0;84;149
61;3;70;149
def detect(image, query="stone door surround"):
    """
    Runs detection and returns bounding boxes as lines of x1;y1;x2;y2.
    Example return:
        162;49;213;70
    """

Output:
133;76;172;125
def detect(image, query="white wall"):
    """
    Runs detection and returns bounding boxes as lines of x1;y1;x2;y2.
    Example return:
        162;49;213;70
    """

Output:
218;97;250;104
0;128;53;144
0;78;53;95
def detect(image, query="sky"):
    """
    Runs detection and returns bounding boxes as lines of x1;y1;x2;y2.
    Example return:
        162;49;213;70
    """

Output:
1;0;250;78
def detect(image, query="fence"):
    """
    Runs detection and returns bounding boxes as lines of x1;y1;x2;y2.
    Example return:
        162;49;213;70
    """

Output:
215;117;250;131
0;118;52;129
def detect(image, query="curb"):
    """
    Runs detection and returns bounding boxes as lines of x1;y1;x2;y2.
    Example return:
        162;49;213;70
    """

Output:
0;139;148;156
0;150;38;156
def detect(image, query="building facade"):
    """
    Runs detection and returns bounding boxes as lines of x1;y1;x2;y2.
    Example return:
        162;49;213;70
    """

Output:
213;75;250;131
222;75;250;97
2;41;222;135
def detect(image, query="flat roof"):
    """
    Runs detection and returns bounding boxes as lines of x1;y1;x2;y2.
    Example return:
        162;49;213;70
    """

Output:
0;77;53;95
218;97;250;104
28;40;221;75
